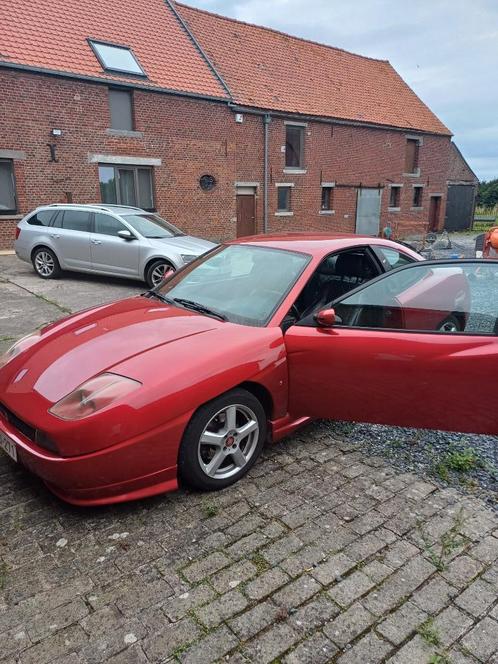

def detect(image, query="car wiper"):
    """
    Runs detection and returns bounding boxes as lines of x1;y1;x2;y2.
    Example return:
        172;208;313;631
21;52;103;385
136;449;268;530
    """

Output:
172;298;227;321
143;290;172;304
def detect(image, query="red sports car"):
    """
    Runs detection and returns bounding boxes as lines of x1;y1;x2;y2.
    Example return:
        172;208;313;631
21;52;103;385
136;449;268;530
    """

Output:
0;234;497;505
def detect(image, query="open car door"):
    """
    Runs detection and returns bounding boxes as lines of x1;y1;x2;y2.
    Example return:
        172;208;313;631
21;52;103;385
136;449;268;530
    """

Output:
285;260;498;435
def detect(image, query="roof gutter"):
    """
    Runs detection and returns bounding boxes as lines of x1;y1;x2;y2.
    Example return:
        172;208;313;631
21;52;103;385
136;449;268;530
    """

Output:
164;0;233;99
227;102;452;138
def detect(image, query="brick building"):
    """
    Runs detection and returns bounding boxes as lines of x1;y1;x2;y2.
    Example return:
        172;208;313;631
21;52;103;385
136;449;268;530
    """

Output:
1;0;457;249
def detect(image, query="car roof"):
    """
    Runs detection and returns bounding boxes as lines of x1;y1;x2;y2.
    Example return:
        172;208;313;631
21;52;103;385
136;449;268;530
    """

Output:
37;203;146;216
229;232;421;259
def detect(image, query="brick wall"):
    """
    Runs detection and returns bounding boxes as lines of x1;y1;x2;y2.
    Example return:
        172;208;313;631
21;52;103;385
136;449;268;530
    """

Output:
0;69;452;249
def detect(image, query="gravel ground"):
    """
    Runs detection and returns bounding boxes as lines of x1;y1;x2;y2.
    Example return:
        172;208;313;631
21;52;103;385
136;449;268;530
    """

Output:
324;421;498;512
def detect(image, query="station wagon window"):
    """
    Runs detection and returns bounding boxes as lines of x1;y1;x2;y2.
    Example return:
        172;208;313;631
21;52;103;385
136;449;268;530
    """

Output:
0;160;17;214
27;210;55;226
57;210;92;232
94;213;126;236
99;165;154;210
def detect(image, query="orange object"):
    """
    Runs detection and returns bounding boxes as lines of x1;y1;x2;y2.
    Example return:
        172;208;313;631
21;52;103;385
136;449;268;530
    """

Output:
483;227;498;257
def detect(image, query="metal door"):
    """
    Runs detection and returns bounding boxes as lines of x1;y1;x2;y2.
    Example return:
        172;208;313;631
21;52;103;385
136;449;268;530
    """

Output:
355;188;381;235
444;185;476;231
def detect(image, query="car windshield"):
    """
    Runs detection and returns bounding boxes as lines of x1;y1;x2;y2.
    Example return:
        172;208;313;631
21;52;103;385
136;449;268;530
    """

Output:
158;245;310;326
122;213;185;238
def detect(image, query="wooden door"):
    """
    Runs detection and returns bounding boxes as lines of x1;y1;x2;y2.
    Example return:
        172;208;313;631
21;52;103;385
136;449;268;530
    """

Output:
236;195;256;237
428;196;442;232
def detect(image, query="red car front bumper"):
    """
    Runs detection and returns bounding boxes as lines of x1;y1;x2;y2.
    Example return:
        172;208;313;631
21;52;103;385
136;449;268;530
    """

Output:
0;411;185;506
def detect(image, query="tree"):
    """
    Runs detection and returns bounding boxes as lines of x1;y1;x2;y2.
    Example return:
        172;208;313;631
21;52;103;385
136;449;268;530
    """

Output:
478;179;498;208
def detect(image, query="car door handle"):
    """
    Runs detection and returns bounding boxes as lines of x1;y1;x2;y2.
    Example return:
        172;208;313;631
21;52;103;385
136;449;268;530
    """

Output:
91;239;102;245
50;233;61;238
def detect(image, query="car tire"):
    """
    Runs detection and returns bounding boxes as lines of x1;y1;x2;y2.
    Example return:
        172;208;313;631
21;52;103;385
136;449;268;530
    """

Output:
178;388;267;491
32;247;61;279
437;315;462;333
145;259;175;289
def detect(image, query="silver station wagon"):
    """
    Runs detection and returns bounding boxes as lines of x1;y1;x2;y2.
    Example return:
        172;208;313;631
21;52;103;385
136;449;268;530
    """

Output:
14;204;216;288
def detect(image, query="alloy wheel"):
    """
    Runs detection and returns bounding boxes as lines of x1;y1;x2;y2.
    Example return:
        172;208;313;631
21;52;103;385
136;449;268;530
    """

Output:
151;263;172;287
35;251;55;277
198;404;260;480
439;319;459;333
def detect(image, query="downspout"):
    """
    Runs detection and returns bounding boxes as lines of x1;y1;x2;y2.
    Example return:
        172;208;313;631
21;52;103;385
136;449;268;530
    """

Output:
263;113;271;233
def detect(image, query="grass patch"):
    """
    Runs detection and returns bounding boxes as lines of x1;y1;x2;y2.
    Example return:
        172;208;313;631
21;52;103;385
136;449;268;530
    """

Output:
0;561;7;590
201;501;219;519
172;642;190;660
34;293;72;315
251;552;270;574
0;336;15;343
432;447;483;483
429;653;451;664
418;617;441;646
417;509;467;572
445;449;481;472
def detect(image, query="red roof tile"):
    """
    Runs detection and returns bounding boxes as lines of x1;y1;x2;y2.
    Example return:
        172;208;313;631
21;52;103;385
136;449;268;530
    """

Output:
0;0;227;98
177;3;451;135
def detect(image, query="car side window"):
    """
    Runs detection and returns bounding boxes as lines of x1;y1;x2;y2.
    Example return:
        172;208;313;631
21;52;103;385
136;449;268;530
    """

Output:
27;210;55;226
334;261;498;335
61;210;92;232
375;246;416;271
283;248;380;330
94;213;125;237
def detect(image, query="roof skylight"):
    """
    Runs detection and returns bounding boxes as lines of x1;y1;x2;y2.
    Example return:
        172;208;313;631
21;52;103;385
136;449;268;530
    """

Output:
89;40;146;77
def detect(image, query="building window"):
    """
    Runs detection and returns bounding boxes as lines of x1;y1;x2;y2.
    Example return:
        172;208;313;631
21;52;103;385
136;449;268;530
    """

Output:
99;165;154;210
89;40;146;76
405;138;420;174
277;185;292;212
0;160;17;214
413;186;423;208
321;186;334;211
109;89;134;131
285;125;304;168
389;185;401;209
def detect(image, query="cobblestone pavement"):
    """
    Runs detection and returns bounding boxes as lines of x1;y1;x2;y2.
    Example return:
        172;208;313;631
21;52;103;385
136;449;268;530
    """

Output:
1;255;498;664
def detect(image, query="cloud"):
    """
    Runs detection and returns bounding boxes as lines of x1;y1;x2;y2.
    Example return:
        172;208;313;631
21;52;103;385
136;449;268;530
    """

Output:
186;0;498;180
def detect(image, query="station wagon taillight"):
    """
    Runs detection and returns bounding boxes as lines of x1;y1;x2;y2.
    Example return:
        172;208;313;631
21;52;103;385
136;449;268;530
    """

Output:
15;226;21;240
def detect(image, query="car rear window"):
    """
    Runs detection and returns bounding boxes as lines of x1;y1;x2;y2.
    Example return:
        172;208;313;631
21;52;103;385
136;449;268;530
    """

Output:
60;211;92;232
27;210;55;226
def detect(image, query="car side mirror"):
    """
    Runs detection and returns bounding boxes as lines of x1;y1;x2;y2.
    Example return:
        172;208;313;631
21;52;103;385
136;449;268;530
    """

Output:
118;230;136;240
315;308;340;327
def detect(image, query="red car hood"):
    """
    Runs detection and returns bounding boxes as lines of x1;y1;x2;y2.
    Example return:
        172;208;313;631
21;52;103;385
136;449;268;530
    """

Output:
1;297;221;404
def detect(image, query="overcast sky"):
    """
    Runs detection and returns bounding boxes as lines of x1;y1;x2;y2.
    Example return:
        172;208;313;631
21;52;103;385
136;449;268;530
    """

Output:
188;0;498;181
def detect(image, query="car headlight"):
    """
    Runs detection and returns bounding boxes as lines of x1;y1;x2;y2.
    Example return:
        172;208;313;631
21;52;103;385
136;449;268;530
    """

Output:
49;373;141;420
181;254;197;264
0;332;41;369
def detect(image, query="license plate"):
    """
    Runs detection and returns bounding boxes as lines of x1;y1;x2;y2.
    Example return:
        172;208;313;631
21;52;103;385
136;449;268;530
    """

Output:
0;431;18;462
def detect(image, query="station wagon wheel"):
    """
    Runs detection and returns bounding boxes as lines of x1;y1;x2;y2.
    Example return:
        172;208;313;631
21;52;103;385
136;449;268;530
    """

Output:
32;247;61;279
145;259;175;289
178;388;266;490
